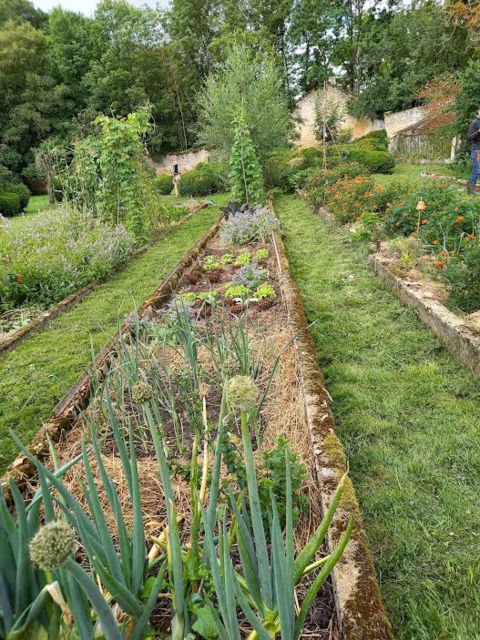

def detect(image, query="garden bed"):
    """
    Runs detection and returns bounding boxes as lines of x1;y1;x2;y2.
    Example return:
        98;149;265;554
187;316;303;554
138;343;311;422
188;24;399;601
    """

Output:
370;250;480;374
2;205;392;639
0;200;207;355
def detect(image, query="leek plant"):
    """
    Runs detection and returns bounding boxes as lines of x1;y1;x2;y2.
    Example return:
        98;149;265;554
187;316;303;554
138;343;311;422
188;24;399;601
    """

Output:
0;451;85;639
10;425;166;640
142;386;227;639
201;376;353;639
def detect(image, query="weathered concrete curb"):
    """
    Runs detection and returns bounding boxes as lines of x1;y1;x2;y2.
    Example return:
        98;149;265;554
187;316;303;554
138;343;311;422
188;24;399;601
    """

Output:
2;215;221;495
0;203;206;356
370;253;480;375
270;210;394;639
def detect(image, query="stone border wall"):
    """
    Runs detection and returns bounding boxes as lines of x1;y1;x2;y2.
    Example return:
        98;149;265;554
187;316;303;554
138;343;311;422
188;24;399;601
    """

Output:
370;254;480;375
271;214;395;640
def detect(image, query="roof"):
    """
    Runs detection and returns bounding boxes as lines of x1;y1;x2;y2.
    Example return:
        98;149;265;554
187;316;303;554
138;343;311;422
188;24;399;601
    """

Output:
393;115;436;137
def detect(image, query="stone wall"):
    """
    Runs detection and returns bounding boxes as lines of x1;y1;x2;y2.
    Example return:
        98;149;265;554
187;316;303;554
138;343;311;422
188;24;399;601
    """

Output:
384;106;425;138
295;84;384;148
151;148;210;176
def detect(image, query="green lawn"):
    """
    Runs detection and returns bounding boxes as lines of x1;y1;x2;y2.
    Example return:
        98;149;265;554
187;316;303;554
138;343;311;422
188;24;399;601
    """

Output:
275;194;480;640
25;194;50;213
0;202;224;471
373;162;468;188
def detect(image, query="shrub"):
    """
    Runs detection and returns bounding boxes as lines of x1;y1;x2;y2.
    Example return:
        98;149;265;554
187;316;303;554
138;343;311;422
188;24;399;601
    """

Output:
0;182;30;210
154;174;173;195
355;130;389;150
384;180;459;236
221;207;279;245
347;147;395;174
179;162;227;197
442;237;480;312
306;162;367;206
298;147;324;169
0;192;21;216
263;149;296;192
324;175;376;224
150;202;188;233
0;204;134;310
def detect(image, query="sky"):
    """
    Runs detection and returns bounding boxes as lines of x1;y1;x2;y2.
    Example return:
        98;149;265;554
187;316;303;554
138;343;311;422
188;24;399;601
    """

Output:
32;0;170;16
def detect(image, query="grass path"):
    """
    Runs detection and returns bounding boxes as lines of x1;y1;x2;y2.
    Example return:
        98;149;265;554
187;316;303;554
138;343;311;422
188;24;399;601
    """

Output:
275;194;480;640
0;205;220;471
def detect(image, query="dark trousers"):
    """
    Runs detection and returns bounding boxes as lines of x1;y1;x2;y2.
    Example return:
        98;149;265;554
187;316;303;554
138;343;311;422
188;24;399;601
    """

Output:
470;150;480;185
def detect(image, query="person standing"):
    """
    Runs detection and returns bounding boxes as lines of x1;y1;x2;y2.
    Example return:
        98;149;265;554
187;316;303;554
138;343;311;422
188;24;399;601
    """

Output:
467;107;480;194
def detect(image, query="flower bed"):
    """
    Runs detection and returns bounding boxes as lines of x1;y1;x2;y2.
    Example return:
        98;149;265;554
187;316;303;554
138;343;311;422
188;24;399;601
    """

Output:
307;164;480;314
1;207;392;640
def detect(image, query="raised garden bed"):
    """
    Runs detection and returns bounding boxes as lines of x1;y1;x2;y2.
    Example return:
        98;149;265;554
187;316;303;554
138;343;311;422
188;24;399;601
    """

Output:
370;250;480;375
0;201;207;355
312;192;480;377
1;205;392;640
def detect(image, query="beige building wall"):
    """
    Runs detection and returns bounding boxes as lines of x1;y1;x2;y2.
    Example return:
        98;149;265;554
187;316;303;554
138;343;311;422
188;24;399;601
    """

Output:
384;106;425;138
295;84;384;148
151;148;210;175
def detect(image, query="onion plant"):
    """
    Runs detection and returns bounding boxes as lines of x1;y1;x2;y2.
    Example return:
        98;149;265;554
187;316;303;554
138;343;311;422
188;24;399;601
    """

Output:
201;376;353;639
0;450;86;639
10;425;166;640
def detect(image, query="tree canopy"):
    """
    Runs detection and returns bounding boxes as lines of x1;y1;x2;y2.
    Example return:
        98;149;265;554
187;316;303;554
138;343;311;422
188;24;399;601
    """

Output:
0;0;479;180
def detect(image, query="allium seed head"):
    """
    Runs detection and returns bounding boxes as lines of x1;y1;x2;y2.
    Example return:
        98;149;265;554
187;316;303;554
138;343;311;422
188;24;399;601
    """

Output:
225;376;257;411
131;381;154;404
29;521;76;569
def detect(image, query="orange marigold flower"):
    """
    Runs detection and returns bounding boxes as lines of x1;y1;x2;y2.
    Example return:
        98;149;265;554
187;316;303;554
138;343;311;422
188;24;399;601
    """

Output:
435;261;444;269
439;250;448;257
421;219;428;225
455;215;465;224
432;239;439;245
467;233;475;239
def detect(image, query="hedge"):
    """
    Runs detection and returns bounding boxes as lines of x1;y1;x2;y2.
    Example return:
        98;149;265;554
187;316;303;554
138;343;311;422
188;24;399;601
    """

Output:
179;162;228;197
1;182;31;209
154;175;173;195
0;193;22;216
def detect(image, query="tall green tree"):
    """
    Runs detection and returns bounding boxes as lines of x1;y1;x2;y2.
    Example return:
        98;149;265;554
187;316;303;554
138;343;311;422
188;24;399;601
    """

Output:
0;0;46;28
0;20;68;173
342;1;470;117
287;0;342;93
197;44;293;160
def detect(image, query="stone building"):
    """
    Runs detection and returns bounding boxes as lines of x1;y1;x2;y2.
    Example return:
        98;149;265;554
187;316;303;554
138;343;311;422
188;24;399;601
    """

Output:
295;81;384;148
150;147;210;176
